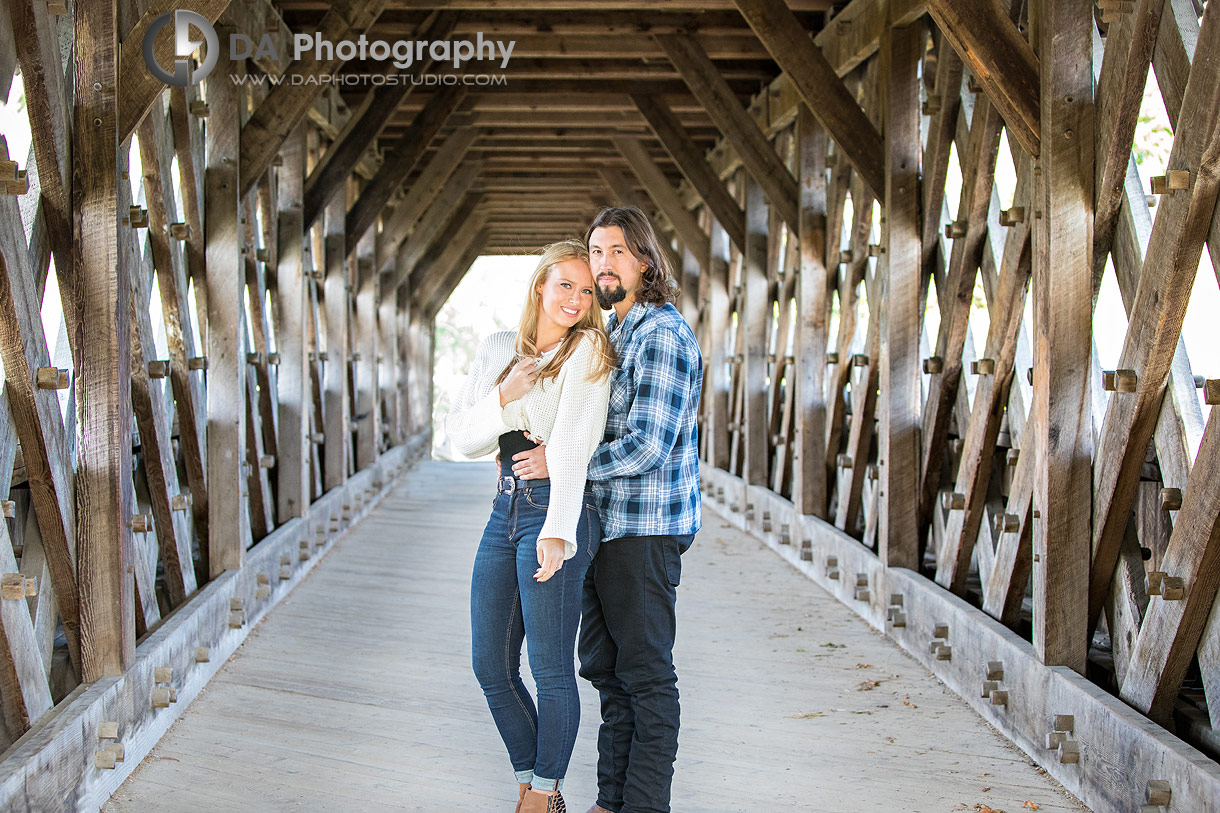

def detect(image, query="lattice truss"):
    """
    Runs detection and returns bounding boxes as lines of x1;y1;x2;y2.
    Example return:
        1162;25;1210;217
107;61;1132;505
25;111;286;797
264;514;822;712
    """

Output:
692;0;1219;740
0;0;435;751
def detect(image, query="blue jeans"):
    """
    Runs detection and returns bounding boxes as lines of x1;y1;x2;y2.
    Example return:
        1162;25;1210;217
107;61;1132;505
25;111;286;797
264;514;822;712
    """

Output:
471;478;601;791
578;534;692;813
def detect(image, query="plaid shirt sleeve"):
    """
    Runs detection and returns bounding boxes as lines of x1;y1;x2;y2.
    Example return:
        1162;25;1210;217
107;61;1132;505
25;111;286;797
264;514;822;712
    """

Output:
586;327;693;481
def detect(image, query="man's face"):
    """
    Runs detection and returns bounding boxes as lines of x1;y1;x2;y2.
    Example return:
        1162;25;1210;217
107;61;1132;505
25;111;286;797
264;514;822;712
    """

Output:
588;225;647;310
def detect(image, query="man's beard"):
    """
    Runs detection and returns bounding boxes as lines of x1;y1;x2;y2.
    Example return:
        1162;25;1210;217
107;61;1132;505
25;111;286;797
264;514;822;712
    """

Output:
596;280;627;309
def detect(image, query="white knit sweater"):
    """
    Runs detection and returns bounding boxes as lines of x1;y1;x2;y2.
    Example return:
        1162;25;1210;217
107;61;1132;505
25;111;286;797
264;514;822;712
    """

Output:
446;330;611;559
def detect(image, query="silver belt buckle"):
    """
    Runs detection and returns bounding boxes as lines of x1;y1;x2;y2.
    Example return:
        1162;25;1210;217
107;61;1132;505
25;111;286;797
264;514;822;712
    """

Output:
499;475;516;494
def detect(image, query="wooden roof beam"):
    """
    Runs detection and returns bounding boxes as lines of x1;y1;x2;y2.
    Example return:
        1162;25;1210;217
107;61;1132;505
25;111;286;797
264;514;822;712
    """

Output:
926;0;1041;157
410;204;488;311
302;11;459;229
424;227;493;319
657;33;799;232
239;0;388;198
613;136;710;272
393;172;482;289
345;84;467;256
278;0;838;11
729;0;885;200
633;94;746;252
376;129;480;274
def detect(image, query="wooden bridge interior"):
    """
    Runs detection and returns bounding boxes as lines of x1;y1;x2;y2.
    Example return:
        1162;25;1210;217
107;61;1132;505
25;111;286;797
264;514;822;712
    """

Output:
0;0;1217;809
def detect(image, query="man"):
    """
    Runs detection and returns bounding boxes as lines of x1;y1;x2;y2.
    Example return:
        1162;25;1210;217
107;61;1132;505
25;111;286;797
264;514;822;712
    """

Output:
512;206;702;813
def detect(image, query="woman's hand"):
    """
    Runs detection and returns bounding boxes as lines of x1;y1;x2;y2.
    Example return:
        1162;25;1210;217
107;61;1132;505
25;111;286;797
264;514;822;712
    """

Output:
499;356;542;405
535;538;565;582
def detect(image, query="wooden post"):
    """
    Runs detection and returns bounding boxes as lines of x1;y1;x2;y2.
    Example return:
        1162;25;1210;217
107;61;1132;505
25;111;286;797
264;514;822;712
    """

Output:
1030;0;1093;672
323;193;351;490
879;24;922;568
397;285;413;440
276;126;310;520
205;28;249;576
74;0;134;680
705;219;731;472
679;245;700;327
742;176;770;487
379;271;400;449
794;107;828;520
354;233;380;471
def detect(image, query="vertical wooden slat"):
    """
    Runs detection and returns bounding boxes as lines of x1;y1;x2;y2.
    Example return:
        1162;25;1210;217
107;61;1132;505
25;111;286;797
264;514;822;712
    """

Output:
879;22;922;565
74;0;134;680
379;273;400;450
793;108;828;518
354;234;380;471
1030;0;1093;672
276;126;310;520
323;193;351;491
705;219;732;472
742;176;770;487
205;28;249;576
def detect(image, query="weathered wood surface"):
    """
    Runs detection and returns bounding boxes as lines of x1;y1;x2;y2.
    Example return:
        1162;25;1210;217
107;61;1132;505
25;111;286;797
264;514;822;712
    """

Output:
106;462;1085;813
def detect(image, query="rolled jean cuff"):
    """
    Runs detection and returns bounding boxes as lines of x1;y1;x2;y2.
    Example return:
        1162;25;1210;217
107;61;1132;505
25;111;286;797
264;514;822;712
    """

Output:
531;775;563;791
514;769;535;785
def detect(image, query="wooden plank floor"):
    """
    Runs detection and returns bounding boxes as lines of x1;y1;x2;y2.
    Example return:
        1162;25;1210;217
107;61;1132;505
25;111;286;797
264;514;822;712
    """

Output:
106;461;1087;812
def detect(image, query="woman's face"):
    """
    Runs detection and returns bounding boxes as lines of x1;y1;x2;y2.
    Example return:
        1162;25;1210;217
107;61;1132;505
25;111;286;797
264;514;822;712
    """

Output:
537;258;596;330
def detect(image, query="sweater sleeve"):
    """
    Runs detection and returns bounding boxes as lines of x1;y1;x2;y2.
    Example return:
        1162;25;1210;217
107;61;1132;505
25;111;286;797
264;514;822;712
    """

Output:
537;337;611;560
446;334;514;459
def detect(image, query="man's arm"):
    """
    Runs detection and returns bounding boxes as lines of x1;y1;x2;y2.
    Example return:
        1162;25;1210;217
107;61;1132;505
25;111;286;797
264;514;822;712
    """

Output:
586;328;694;481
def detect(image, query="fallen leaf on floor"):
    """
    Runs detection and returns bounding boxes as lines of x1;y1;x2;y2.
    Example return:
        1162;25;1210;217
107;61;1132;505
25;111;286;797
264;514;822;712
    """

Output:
972;805;1005;813
855;663;873;669
982;787;991;792
1022;803;1039;810
787;712;826;719
857;679;882;691
820;642;845;648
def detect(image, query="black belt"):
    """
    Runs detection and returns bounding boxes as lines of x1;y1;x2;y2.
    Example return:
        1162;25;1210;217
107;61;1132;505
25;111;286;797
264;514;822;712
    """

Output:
497;475;550;494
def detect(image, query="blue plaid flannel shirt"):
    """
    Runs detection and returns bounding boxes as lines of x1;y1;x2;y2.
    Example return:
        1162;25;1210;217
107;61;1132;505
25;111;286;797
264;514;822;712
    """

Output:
587;302;703;541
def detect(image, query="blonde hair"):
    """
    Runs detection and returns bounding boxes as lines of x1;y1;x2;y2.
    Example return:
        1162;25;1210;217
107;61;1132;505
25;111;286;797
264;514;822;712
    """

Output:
495;239;616;386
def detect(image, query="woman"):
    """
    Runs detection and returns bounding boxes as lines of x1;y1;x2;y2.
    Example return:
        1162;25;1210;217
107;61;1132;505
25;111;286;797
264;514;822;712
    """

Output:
447;240;616;813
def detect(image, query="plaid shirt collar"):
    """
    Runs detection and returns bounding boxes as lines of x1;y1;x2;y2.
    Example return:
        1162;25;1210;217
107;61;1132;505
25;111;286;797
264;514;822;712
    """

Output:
606;300;650;342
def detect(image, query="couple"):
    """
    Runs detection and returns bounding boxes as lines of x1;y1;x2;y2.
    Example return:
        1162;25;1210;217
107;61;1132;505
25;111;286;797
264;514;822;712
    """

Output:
447;206;703;813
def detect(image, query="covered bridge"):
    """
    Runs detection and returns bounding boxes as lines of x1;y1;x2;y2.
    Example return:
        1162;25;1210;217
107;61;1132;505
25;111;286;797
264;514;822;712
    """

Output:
0;0;1217;809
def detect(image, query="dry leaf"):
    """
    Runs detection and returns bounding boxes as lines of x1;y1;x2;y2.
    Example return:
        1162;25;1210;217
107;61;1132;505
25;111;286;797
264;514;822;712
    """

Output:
857;680;882;691
787;712;825;719
1022;803;1040;810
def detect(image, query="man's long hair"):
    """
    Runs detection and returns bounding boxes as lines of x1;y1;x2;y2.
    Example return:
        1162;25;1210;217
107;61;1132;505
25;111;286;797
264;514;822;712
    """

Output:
494;239;616;387
584;206;680;306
